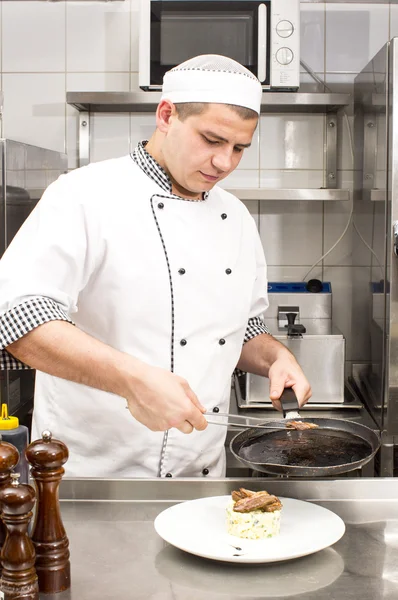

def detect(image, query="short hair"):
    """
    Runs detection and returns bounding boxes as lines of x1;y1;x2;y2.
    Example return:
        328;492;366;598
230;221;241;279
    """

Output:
174;102;258;121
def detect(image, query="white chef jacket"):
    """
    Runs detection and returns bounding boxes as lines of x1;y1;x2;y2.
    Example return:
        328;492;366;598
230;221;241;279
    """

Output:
0;155;268;478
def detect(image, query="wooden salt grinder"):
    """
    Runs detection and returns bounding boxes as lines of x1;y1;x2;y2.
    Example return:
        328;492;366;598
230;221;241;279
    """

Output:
0;472;39;600
0;440;19;560
25;431;70;594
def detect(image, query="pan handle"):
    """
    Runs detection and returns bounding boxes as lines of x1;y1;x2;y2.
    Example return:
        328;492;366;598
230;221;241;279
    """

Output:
280;388;300;417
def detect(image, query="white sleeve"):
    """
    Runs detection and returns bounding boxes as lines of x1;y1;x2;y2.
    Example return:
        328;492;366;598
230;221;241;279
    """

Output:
0;172;100;323
248;217;269;321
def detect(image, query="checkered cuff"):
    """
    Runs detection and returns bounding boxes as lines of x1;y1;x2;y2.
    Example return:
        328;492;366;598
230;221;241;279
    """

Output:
235;316;270;376
243;316;269;342
0;297;73;370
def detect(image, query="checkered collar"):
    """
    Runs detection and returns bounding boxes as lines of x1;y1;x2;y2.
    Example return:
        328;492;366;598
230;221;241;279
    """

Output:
131;141;209;201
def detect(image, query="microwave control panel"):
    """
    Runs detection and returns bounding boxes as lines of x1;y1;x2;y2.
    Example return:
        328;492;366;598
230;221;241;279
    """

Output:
271;0;300;89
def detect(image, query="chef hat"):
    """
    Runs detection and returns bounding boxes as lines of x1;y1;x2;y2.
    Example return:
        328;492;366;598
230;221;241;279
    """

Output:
161;55;262;115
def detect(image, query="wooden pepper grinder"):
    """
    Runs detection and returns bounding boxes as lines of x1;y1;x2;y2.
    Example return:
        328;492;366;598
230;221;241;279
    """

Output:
0;472;39;600
0;439;20;560
25;431;70;594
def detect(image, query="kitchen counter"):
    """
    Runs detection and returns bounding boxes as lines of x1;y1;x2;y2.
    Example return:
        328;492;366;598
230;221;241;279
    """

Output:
42;478;398;600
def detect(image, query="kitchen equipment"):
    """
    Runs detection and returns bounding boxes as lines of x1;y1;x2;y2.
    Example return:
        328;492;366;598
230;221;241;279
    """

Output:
207;411;298;431
240;281;345;408
206;398;302;431
353;38;398;475
26;431;71;594
0;473;39;599
230;390;380;476
139;0;300;91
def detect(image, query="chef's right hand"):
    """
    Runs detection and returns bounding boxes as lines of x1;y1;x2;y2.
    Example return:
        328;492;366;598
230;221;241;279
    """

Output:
125;364;208;434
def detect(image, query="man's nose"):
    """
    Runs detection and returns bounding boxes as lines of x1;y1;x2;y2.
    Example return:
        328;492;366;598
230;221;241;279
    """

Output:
212;148;233;172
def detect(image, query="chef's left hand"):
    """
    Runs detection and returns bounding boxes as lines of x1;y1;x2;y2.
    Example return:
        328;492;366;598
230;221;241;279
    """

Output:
267;350;311;411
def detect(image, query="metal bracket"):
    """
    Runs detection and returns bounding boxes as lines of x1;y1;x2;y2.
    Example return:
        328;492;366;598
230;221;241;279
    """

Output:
325;115;337;188
78;111;90;167
363;113;377;190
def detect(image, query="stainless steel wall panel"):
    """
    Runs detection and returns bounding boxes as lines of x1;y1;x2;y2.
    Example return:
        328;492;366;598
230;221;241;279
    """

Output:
353;43;389;433
385;38;398;435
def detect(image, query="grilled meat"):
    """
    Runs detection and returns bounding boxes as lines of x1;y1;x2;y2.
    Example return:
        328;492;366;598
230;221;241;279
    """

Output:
286;420;319;431
233;494;280;513
262;499;283;512
231;488;261;502
231;488;282;513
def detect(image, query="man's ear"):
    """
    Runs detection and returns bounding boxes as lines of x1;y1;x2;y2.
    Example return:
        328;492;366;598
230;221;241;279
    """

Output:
156;100;177;133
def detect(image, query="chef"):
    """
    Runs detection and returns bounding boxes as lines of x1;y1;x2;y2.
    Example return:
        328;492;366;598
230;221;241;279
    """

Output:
0;54;311;478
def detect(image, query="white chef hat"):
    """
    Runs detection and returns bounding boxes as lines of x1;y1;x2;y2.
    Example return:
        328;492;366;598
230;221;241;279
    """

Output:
161;55;262;115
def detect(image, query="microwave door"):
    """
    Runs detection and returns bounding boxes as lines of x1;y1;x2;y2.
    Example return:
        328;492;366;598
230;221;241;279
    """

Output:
140;0;266;90
257;3;267;83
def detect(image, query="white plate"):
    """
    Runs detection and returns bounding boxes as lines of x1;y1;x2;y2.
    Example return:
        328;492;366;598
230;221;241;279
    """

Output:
154;495;345;564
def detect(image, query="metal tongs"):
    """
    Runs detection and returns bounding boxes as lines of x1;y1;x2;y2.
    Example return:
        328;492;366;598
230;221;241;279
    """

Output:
206;389;301;432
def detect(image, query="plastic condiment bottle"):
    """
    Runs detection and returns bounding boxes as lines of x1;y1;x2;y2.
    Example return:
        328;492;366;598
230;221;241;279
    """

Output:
0;404;29;484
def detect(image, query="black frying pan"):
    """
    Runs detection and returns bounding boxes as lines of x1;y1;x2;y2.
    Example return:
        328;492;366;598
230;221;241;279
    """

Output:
230;389;380;477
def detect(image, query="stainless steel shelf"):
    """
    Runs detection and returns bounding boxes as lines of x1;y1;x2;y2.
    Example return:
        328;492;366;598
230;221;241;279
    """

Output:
66;92;351;114
225;188;351;201
364;189;386;202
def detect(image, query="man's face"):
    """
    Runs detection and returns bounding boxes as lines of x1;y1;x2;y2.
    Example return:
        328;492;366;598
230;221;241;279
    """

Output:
162;104;258;198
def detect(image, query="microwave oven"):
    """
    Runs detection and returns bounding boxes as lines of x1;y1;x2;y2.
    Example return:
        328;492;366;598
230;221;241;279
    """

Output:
139;0;300;92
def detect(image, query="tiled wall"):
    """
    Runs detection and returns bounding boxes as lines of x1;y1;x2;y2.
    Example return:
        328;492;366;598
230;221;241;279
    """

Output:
0;1;396;369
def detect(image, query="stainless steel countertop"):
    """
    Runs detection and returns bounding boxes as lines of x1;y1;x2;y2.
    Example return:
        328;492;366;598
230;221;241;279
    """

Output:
43;478;398;600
